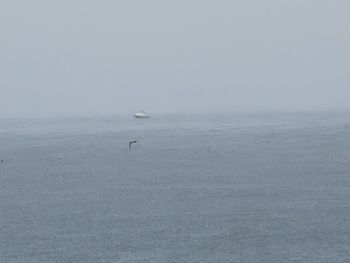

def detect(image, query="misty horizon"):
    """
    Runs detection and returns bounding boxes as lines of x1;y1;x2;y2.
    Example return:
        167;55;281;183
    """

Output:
1;1;349;117
1;2;350;260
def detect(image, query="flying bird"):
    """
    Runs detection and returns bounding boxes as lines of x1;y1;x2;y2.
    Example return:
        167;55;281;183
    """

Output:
129;140;137;149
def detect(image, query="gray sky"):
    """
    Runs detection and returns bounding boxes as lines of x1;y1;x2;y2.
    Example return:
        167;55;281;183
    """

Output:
0;0;349;117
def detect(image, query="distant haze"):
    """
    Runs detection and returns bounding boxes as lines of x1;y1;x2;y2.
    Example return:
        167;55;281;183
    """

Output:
1;0;349;117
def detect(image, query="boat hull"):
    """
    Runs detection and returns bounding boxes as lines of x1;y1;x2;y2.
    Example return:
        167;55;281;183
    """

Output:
134;115;150;118
134;112;150;118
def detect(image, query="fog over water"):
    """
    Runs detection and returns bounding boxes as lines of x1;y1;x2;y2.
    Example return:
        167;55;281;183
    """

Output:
1;0;350;117
1;1;350;262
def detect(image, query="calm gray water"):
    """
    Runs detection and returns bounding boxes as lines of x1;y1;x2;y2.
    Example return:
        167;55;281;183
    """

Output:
1;112;350;262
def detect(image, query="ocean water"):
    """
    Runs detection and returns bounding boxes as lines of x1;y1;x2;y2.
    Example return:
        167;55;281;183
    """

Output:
1;112;350;263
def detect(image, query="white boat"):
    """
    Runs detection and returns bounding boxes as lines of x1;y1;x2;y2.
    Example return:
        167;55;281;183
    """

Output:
134;111;150;118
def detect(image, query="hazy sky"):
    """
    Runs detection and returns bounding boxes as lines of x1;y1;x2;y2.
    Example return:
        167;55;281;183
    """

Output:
0;0;349;117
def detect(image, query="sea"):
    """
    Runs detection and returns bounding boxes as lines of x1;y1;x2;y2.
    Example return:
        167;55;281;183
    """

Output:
1;112;350;263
